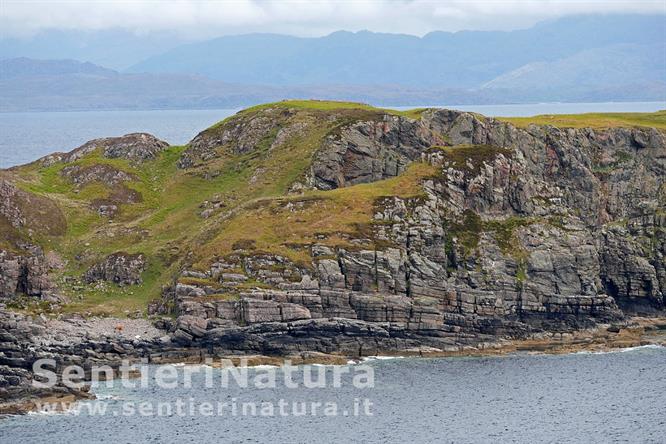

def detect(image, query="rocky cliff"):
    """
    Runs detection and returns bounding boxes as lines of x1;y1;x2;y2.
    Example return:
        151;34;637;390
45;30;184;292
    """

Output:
0;102;664;360
155;105;665;355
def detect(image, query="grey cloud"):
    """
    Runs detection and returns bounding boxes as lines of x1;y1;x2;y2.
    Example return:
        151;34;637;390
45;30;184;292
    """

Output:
1;0;664;38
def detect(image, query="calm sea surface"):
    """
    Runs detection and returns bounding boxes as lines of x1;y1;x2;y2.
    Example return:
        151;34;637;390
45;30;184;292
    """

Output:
0;346;664;443
1;102;664;168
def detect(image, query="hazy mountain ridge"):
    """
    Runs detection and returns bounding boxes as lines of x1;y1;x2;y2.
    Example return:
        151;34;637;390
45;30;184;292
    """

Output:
482;43;666;90
0;29;188;70
127;15;665;89
0;57;118;79
1;56;664;112
0;59;283;111
1;14;664;111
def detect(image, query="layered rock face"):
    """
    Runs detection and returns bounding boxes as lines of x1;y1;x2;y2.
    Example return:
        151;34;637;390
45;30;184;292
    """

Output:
166;108;665;354
0;105;663;359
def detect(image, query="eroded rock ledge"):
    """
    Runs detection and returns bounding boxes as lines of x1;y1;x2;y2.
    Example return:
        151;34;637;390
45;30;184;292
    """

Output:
1;305;664;415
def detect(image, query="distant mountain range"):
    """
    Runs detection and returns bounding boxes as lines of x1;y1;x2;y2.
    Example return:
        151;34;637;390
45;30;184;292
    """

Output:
0;29;187;71
0;58;279;111
1;14;664;111
0;58;505;111
128;15;666;90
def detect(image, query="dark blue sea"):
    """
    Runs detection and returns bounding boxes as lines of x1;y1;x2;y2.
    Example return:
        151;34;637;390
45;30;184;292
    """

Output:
0;346;664;444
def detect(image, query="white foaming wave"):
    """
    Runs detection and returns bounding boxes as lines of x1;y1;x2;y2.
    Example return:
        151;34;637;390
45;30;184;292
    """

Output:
619;344;665;352
362;356;407;361
574;344;665;355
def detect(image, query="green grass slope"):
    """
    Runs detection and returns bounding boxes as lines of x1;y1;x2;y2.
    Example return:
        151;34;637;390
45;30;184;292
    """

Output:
4;101;434;316
4;101;663;316
499;110;666;130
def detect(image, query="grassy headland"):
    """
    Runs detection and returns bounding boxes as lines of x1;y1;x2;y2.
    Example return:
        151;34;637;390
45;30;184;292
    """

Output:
4;100;664;316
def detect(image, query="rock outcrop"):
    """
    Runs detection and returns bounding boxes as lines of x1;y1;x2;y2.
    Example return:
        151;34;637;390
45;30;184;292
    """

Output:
0;249;57;300
84;252;146;286
40;133;169;166
163;107;665;351
60;163;142;217
61;164;136;187
310;115;444;189
179;107;294;168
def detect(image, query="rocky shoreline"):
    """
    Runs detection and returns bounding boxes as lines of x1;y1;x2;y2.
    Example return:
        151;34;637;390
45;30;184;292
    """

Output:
2;303;664;415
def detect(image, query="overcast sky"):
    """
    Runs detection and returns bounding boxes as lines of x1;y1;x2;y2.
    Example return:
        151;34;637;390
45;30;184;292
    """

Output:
2;0;665;38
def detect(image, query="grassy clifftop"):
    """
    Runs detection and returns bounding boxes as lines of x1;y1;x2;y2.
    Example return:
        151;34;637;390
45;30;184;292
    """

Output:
499;110;666;130
3;101;436;315
3;100;664;317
